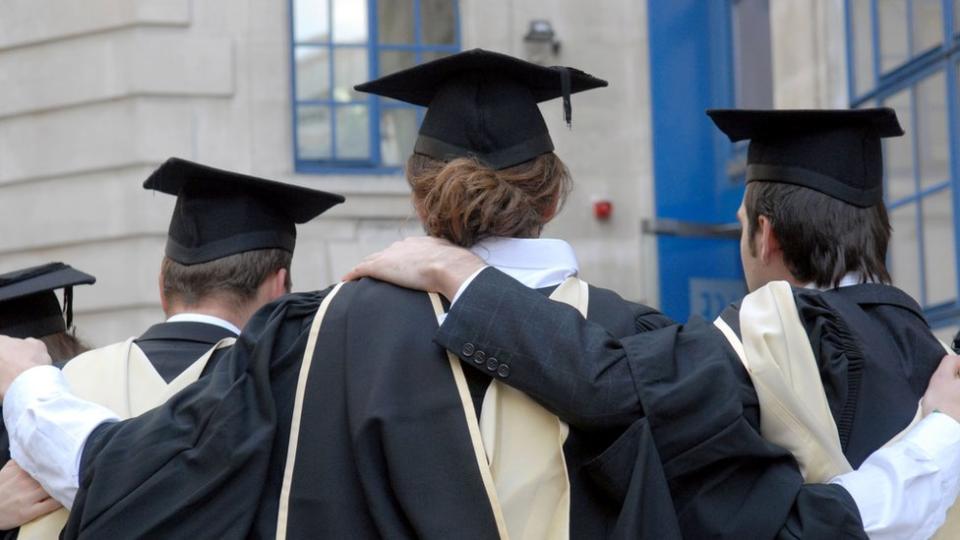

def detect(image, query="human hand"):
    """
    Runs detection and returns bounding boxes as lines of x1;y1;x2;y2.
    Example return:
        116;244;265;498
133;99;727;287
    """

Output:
0;336;52;399
922;354;960;421
343;237;485;300
0;460;61;530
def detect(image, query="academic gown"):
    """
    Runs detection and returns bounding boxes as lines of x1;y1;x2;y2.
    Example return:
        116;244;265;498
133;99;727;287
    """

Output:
0;321;234;540
63;279;682;539
430;268;944;539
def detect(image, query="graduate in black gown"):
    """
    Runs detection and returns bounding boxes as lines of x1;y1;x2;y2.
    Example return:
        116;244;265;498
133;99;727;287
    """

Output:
346;108;960;538
0;263;94;539
23;50;684;539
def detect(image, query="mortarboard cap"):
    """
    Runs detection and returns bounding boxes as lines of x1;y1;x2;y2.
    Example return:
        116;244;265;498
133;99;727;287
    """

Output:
144;158;346;265
0;263;95;339
355;48;608;170
707;108;904;207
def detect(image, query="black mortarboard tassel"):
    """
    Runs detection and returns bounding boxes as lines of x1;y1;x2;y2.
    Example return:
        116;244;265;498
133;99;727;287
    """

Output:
355;49;607;169
0;262;96;339
144;158;345;265
707;108;905;207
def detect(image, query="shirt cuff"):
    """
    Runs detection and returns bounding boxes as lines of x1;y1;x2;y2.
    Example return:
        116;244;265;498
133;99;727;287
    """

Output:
831;413;960;540
3;365;120;509
449;265;489;307
903;412;960;465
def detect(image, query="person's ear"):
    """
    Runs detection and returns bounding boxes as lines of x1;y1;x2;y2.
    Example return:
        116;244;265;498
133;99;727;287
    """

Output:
158;271;170;314
265;268;289;300
758;215;781;263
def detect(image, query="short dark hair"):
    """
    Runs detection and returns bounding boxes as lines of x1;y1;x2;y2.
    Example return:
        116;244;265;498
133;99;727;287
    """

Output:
744;181;891;288
161;248;292;309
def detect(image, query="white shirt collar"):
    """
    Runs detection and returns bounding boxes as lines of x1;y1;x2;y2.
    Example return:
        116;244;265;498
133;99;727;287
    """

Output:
803;272;869;291
166;313;241;335
469;236;579;289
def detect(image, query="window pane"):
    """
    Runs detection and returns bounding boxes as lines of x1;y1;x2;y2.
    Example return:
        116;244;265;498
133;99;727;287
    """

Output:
882;89;915;201
379;51;417;77
421;0;457;45
421;50;454;63
912;0;943;53
850;0;876;95
378;0;415;44
335;105;371;159
916;72;950;189
332;47;368;102
297;106;333;160
295;47;330;101
955;0;959;35
380;107;419;166
878;0;910;72
294;0;330;42
333;0;368;43
731;0;773;108
890;204;922;300
922;191;958;305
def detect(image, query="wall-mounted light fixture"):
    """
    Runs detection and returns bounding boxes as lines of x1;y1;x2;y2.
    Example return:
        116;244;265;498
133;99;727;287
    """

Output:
523;20;561;64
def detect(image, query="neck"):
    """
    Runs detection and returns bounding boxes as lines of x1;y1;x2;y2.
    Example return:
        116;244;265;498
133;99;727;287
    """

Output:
165;302;248;330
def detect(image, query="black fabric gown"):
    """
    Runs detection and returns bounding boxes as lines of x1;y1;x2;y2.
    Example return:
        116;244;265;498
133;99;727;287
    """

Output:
0;320;234;540
64;279;682;539
432;268;945;539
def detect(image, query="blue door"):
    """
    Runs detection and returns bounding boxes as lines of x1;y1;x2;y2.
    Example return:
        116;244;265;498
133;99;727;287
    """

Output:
646;0;771;321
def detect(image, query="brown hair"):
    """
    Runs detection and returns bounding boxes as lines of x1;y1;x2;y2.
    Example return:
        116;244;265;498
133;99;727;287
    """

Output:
744;181;892;288
161;248;293;309
406;152;573;247
41;331;91;363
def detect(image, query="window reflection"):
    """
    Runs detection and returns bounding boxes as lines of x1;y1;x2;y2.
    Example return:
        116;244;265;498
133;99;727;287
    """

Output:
851;0;875;96
883;90;915;202
333;0;368;43
335;105;371;159
890;204;923;300
295;47;330;101
379;0;415;43
923;191;958;305
294;0;330;42
380;108;419;166
878;0;910;72
298;106;333;159
913;0;944;53
916;72;951;189
421;0;457;45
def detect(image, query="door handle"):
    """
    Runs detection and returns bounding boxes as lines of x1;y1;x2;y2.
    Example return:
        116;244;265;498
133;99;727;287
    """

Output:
641;218;741;240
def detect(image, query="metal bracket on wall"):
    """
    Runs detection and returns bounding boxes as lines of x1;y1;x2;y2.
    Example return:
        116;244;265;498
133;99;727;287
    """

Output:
641;218;741;240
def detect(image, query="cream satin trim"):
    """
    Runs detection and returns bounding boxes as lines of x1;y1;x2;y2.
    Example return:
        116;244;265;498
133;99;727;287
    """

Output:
717;288;960;537
429;292;510;539
736;281;852;482
275;282;345;540
21;335;234;540
476;277;583;540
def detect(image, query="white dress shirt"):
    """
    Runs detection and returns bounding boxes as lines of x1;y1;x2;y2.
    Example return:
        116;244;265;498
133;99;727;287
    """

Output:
165;313;241;335
2;312;239;507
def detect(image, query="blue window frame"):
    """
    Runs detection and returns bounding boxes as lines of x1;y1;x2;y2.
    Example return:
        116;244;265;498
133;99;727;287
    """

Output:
845;0;960;327
289;0;461;174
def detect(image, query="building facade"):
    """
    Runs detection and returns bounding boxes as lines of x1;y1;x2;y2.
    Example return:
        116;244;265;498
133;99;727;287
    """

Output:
0;0;957;345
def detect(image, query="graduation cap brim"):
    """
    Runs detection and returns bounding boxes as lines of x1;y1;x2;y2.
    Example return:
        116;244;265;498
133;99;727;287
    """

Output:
354;48;608;107
144;158;345;223
706;108;904;142
0;262;95;303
